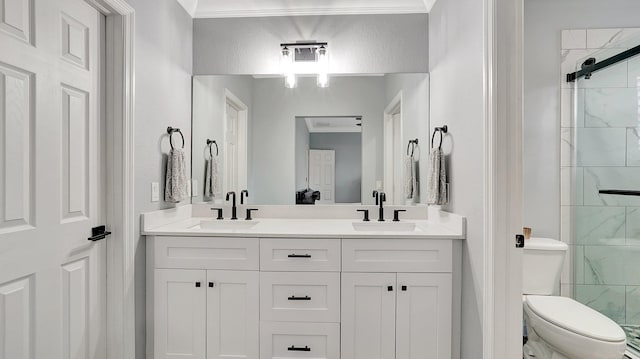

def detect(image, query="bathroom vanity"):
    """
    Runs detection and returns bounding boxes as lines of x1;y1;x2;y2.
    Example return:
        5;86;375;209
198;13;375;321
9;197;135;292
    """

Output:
143;205;465;359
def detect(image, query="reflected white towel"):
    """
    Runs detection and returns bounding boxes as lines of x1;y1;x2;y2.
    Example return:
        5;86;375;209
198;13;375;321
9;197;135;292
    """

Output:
204;156;221;200
404;156;419;199
165;148;187;203
427;147;448;205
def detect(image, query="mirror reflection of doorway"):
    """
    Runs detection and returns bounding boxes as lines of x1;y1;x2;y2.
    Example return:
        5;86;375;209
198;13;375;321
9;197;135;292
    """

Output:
295;116;362;205
384;92;404;205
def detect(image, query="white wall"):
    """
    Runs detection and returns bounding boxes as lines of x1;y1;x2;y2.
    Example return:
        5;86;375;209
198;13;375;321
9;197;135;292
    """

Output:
524;0;640;240
251;76;386;204
294;119;310;190
384;73;430;204
123;0;193;358
191;76;254;203
193;14;429;75
428;0;485;357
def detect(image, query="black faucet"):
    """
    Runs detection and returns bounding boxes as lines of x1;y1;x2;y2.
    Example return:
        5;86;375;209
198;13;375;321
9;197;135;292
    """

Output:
373;190;379;205
226;191;237;220
241;190;249;204
378;192;386;221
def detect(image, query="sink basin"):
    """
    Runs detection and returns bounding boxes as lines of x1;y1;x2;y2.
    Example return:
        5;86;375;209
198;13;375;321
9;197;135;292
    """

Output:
352;221;417;232
198;220;259;230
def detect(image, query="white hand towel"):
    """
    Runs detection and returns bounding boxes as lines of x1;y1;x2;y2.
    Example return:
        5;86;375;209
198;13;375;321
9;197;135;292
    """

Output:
165;148;187;203
404;156;419;200
427;147;448;205
203;156;221;201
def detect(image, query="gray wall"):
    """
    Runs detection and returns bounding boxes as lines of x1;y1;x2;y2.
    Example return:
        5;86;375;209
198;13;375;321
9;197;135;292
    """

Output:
250;76;386;204
123;0;193;358
429;0;484;357
295;119;310;190
309;133;362;203
191;76;254;203
524;0;640;240
384;73;430;204
193;14;429;75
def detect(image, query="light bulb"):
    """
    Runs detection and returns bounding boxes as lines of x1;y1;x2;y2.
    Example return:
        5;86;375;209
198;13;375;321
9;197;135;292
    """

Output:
317;46;329;88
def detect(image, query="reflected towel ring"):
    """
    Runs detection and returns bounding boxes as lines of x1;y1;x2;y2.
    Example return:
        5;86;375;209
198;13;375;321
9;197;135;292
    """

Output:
407;139;419;157
431;125;448;149
206;139;218;158
167;127;185;149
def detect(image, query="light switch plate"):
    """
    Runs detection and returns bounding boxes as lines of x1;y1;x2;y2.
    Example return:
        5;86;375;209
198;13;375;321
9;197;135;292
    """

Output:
151;182;160;202
192;180;198;197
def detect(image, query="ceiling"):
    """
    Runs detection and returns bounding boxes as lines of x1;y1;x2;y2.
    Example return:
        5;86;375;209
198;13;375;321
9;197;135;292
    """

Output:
305;117;362;133
177;0;437;18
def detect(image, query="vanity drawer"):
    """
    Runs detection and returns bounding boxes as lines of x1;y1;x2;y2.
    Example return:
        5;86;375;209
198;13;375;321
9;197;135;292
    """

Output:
342;238;452;273
260;322;340;359
153;236;259;270
260;272;340;323
260;238;341;271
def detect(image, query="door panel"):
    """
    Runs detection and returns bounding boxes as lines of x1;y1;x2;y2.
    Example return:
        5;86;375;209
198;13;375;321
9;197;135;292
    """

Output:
396;273;453;359
341;273;396;359
155;269;207;359
309;149;335;204
0;1;105;358
207;270;259;359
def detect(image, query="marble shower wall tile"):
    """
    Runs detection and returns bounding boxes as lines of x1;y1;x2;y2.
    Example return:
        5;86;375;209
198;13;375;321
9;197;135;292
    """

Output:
575;284;626;323
587;29;635;49
562;29;587;50
584;88;638;127
627;128;640;166
575;206;626;245
561;167;583;205
584;167;640;206
575;128;626;166
561;128;575;167
561;88;585;128
584;246;640;285
626;286;640;325
625;207;640;244
575;245;585;284
629;56;640;88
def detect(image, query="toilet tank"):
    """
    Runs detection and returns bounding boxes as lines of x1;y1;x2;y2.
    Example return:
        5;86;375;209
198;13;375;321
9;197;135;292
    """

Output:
523;237;568;295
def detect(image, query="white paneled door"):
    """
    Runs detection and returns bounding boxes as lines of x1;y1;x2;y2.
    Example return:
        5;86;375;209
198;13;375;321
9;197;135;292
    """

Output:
0;0;106;359
309;149;335;204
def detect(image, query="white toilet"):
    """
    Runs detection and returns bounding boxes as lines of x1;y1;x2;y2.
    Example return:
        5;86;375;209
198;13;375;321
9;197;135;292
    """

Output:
523;237;627;359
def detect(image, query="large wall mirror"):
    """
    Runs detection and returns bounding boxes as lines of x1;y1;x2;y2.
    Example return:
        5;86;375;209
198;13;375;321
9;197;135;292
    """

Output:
192;73;429;205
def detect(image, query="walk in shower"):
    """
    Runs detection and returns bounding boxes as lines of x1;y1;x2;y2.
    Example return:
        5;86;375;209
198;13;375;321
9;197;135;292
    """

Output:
564;30;640;354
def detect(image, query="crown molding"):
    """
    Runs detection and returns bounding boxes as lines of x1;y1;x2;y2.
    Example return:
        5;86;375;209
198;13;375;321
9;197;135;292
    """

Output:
193;6;428;19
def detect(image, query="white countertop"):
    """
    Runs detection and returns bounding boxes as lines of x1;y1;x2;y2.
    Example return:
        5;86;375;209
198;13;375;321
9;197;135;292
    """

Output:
142;217;465;239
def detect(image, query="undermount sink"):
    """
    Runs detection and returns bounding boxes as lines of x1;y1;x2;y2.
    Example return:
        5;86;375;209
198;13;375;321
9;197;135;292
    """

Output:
352;221;417;232
198;220;259;230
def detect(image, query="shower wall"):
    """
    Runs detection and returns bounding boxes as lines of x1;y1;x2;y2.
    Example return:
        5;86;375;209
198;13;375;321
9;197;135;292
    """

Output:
560;28;640;325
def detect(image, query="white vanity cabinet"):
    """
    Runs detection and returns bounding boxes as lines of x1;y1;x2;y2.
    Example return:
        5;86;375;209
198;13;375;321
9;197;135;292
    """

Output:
147;235;459;359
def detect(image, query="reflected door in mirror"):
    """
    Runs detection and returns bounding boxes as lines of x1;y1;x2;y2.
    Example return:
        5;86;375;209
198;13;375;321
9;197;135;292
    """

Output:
309;150;335;204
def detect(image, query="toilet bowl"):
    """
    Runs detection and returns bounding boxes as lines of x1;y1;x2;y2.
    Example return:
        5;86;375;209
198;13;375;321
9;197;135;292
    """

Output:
522;238;627;359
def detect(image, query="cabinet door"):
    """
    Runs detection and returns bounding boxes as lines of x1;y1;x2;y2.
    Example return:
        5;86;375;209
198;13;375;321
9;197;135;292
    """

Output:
207;270;259;359
341;273;396;359
154;269;207;359
396;273;453;359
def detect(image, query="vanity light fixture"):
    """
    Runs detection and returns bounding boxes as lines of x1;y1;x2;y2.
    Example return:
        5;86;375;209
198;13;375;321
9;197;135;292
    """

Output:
280;41;329;88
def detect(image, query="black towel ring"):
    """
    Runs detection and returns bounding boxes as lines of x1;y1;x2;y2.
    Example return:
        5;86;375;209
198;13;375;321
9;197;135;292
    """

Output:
206;139;218;158
406;139;419;157
167;126;185;149
431;125;448;149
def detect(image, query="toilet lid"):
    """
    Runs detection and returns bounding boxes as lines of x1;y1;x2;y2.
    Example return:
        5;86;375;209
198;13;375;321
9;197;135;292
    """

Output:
525;295;626;342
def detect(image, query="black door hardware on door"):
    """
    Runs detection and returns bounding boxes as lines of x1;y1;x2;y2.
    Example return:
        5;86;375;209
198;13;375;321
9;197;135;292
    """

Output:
88;225;111;242
288;346;311;352
288;295;311;301
288;253;311;258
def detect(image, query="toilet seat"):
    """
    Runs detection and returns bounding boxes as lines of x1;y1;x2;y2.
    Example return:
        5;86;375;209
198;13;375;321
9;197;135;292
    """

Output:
525;295;625;342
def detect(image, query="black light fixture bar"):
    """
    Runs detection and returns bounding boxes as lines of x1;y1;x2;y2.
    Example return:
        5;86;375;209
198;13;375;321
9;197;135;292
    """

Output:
567;44;640;82
280;41;328;48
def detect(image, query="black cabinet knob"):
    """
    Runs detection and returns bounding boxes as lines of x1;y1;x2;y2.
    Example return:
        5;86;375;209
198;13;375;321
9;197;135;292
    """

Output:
209;282;214;288
401;285;407;291
387;285;393;291
195;282;201;288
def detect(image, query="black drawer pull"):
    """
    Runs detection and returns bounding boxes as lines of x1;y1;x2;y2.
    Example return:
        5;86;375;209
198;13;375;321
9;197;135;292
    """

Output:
288;295;311;301
288;345;311;352
288;254;311;258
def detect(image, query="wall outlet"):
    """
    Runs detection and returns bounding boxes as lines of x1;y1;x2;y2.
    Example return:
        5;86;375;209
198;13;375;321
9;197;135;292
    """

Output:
151;182;160;202
192;180;198;197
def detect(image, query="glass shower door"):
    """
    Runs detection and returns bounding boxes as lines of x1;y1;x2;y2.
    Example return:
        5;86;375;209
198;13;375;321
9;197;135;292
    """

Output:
568;34;640;353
